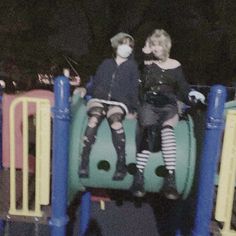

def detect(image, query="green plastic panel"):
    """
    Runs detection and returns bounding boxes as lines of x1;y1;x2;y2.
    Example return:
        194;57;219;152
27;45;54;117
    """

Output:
68;94;197;200
225;100;236;111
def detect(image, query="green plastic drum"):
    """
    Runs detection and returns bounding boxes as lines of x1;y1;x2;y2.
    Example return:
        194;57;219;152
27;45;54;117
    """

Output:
225;100;236;111
68;94;197;200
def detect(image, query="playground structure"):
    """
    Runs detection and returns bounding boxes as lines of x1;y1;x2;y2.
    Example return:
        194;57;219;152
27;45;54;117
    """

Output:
0;76;235;235
215;109;236;236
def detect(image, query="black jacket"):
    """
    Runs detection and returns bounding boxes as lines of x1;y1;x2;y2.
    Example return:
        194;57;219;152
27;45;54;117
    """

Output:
92;58;139;112
140;63;191;106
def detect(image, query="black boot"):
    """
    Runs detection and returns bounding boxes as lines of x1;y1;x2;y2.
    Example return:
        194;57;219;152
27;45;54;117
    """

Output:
78;157;89;178
162;171;180;200
112;156;127;181
130;170;145;197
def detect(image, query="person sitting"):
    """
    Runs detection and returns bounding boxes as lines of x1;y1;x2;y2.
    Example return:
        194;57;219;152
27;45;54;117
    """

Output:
130;29;205;199
78;32;139;181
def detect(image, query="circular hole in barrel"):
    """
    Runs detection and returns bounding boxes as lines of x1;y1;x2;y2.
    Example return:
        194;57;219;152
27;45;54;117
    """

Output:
97;160;110;171
127;163;137;175
155;165;168;177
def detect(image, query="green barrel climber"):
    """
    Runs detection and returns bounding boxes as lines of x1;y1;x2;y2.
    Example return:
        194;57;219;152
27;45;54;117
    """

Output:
68;94;197;200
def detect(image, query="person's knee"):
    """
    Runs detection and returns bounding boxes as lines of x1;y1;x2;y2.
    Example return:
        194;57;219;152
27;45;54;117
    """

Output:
88;116;99;128
87;107;104;128
111;121;123;131
107;113;124;130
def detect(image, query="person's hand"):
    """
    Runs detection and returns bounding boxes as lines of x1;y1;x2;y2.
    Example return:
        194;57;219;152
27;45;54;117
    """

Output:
70;76;81;86
142;39;152;54
126;112;137;119
188;90;206;104
144;60;154;65
73;87;87;97
0;80;6;88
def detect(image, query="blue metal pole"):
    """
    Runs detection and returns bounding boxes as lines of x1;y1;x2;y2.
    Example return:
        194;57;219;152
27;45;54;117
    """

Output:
192;85;227;236
175;230;182;236
79;192;91;236
0;220;4;233
50;76;70;236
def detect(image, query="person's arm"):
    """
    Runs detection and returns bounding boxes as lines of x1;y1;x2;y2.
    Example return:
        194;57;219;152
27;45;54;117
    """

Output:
138;63;149;102
90;59;108;96
142;38;155;65
176;66;205;105
127;62;140;114
175;66;191;104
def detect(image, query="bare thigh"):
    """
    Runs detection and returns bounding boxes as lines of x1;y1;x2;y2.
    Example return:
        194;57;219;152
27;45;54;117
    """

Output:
162;114;179;127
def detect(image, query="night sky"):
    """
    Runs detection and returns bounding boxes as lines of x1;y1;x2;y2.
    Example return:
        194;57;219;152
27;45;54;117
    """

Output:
0;0;236;86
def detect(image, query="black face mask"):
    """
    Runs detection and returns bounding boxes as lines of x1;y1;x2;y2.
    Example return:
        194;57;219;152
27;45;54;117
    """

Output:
143;52;159;61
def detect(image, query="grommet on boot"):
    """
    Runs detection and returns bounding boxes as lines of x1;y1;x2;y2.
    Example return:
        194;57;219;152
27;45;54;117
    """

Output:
162;170;180;200
130;170;145;197
112;157;127;181
78;158;89;178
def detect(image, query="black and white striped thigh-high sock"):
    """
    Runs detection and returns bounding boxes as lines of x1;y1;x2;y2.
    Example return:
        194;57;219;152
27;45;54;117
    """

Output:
161;125;176;174
136;150;151;173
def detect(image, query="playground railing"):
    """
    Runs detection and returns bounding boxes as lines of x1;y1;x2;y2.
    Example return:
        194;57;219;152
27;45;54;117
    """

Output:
215;109;236;236
8;97;51;217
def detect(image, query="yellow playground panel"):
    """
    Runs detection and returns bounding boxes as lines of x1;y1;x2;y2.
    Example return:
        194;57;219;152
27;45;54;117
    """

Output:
215;110;236;236
8;97;51;217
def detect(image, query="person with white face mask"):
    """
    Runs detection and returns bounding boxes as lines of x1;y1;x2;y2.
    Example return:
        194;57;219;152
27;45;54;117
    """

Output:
79;32;139;181
116;44;133;58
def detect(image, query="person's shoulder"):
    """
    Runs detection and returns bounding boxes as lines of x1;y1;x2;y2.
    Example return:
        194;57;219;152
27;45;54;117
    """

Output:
167;58;181;68
126;58;138;67
101;58;113;64
97;58;114;69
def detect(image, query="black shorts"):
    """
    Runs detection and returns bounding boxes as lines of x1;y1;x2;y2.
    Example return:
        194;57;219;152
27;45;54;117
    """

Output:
138;102;178;127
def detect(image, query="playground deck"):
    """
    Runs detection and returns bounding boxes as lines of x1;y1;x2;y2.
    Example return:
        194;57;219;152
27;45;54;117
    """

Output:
0;169;51;224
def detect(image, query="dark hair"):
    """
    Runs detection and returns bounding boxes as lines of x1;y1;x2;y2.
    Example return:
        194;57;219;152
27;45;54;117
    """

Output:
116;36;134;49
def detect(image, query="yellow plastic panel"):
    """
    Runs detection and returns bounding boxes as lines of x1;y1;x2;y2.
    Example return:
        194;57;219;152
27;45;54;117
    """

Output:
37;100;51;205
9;97;51;217
215;110;236;235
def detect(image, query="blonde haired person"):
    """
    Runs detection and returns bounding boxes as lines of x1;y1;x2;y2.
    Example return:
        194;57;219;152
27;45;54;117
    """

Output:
79;32;139;180
130;29;204;199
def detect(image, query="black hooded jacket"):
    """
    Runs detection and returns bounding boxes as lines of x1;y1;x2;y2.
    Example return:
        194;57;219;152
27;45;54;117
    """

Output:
91;58;139;113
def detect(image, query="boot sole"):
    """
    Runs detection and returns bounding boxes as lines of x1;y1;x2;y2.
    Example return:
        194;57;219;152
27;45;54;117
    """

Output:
79;174;89;178
112;174;126;181
133;191;146;198
164;193;180;200
112;170;127;181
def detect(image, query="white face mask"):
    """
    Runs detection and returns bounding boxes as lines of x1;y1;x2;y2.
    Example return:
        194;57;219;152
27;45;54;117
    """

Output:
116;44;133;58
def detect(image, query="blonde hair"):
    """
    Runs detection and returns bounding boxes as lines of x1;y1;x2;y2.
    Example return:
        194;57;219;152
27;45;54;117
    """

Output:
148;29;172;60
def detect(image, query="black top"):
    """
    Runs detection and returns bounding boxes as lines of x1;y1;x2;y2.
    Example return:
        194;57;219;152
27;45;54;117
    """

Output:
140;63;191;106
92;58;139;112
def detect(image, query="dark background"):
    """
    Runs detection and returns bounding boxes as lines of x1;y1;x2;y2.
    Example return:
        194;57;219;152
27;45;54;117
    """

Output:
0;2;231;235
0;0;235;87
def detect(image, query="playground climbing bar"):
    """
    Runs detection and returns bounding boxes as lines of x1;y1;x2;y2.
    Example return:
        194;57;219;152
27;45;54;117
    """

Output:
50;76;70;236
192;85;227;236
79;191;91;236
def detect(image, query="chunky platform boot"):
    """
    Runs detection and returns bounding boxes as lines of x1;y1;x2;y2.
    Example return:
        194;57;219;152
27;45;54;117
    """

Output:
130;170;145;197
112;156;127;181
162;171;180;200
